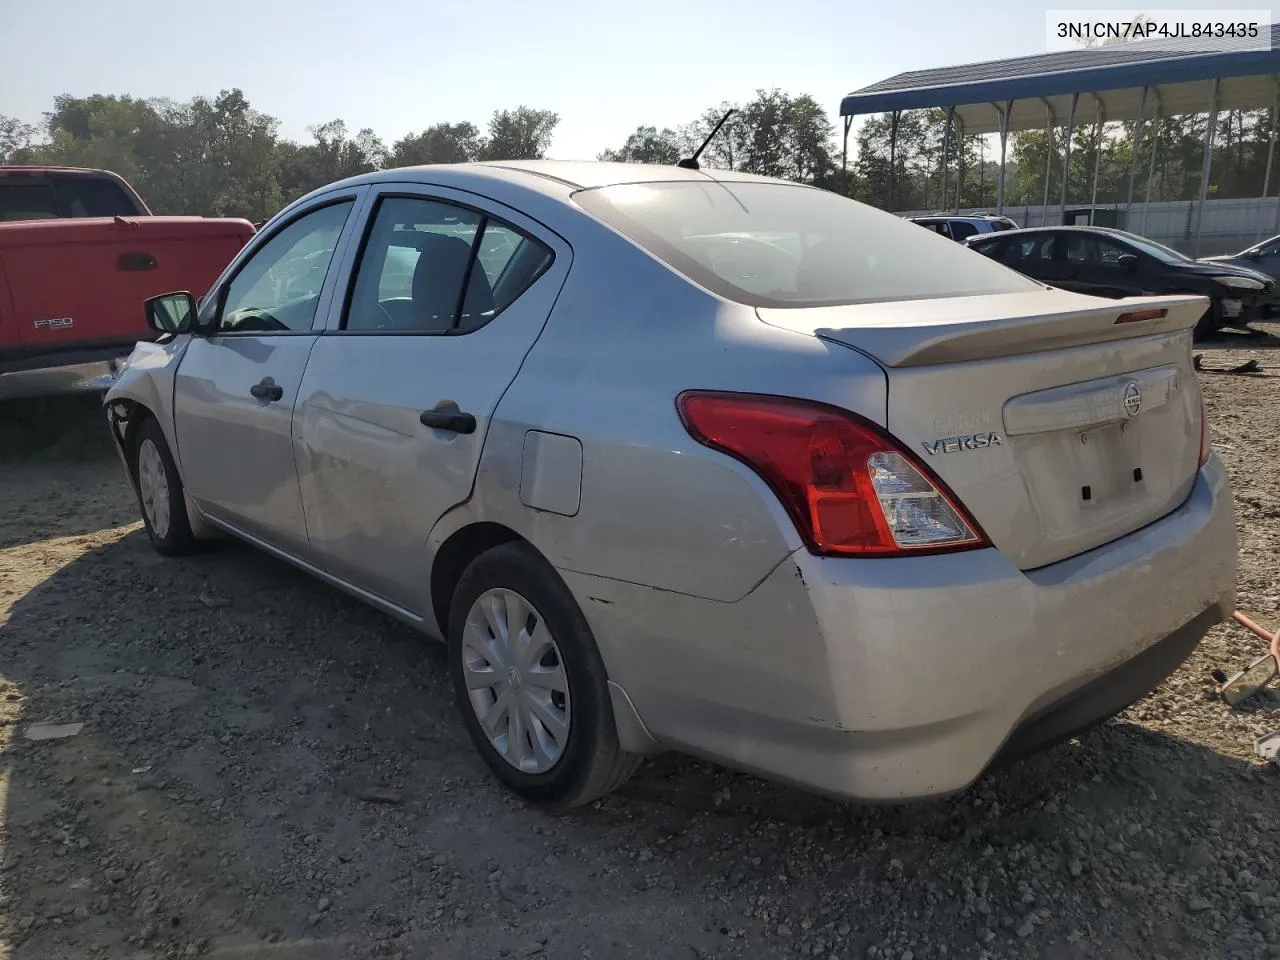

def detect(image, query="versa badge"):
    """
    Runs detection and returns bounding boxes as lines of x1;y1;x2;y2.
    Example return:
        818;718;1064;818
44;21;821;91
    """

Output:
921;432;1004;456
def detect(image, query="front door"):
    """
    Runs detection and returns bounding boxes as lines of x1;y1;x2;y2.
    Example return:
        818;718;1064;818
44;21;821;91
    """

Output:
172;196;362;555
293;187;570;614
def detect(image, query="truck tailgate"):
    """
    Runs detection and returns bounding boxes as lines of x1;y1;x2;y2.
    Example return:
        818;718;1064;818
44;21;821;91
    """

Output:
0;216;252;358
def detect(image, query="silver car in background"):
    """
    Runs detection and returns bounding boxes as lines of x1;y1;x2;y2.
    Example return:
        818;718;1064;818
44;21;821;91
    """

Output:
104;161;1237;811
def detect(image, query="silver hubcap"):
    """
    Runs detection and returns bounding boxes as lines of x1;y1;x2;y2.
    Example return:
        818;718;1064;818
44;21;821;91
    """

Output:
137;438;171;539
461;588;571;774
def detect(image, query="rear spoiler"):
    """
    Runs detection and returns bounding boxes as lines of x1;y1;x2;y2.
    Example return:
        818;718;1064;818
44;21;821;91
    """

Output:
758;291;1210;368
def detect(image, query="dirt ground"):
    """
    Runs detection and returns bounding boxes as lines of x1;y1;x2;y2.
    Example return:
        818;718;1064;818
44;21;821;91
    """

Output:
2;336;1280;960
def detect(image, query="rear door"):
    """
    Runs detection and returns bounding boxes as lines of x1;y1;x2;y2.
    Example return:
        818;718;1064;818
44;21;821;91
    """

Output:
172;193;365;557
293;185;570;614
1005;232;1069;287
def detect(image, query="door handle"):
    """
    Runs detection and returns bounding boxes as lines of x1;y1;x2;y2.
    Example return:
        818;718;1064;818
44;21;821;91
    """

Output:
117;251;158;272
419;401;476;434
249;379;284;402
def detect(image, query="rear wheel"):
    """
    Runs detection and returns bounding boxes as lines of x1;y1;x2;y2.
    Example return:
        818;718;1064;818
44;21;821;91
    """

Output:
447;541;640;811
131;417;198;557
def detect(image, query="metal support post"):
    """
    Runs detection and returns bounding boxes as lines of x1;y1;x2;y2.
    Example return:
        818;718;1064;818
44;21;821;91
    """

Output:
940;107;955;212
1040;99;1055;225
888;110;901;211
1059;93;1079;221
1193;78;1221;258
1125;86;1149;221
841;115;852;197
1089;95;1105;219
1140;89;1162;235
1259;78;1278;239
995;100;1012;214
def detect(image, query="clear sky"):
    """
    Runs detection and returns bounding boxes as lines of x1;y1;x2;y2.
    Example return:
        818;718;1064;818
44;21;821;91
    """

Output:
0;0;1251;159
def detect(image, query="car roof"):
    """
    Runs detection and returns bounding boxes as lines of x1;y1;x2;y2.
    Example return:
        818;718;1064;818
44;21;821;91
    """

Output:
339;159;793;193
0;165;121;177
911;214;1010;221
970;225;1130;240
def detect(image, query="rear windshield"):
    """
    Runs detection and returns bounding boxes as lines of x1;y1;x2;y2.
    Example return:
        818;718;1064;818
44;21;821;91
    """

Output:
0;174;140;221
572;181;1039;308
0;183;59;221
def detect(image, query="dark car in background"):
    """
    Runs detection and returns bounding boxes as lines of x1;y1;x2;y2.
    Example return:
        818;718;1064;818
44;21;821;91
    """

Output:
1199;233;1280;315
907;214;1018;242
965;225;1274;338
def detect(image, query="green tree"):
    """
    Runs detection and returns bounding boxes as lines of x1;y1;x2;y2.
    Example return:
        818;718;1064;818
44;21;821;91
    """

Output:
598;125;682;164
482;107;559;161
389;122;483;167
0;115;37;163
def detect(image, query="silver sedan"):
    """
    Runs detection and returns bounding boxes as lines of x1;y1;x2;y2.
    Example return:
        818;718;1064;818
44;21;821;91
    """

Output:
104;161;1238;811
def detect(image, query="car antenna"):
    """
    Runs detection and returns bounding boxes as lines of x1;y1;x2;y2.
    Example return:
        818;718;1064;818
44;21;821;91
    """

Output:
677;109;736;170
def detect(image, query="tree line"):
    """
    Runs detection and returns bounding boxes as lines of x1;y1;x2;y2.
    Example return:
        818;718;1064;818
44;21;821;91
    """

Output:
1;88;1275;222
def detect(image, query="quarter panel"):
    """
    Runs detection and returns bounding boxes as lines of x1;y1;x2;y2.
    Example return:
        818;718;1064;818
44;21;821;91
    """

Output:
473;229;889;603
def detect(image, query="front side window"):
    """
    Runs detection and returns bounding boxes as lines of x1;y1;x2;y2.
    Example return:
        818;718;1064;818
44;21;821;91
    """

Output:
574;181;1039;309
218;200;353;334
1096;237;1136;265
345;195;553;333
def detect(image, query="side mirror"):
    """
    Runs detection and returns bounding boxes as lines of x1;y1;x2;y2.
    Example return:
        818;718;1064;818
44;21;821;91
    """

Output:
1221;652;1280;706
1246;249;1263;260
144;292;197;335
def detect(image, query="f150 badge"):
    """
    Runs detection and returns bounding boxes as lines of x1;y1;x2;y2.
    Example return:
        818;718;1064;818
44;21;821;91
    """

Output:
922;432;1003;455
33;317;74;330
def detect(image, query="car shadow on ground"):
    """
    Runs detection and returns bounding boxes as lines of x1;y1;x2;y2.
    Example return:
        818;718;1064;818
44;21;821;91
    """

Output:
2;522;1278;959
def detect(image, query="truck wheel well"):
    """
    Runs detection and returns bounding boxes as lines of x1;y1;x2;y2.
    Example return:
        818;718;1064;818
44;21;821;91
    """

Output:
430;522;525;637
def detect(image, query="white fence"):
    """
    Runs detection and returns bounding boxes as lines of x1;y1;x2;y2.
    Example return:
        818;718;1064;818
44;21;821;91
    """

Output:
894;197;1280;257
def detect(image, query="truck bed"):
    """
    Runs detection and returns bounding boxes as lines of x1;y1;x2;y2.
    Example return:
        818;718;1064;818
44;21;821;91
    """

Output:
0;215;253;399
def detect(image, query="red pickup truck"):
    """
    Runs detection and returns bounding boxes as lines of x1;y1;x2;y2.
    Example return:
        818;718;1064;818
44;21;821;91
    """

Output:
0;166;254;400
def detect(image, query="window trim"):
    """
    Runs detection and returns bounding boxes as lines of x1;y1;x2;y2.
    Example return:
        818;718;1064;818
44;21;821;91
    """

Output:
206;194;360;338
334;191;556;338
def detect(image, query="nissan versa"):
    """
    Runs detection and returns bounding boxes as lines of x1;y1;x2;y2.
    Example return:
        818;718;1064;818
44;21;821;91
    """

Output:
103;161;1238;811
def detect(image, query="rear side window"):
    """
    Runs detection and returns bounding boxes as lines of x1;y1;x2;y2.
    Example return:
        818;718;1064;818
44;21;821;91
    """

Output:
574;182;1038;308
0;183;59;221
53;175;140;217
949;222;979;241
344;195;553;334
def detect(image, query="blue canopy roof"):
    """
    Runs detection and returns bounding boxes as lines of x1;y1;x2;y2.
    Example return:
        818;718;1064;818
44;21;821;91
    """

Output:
841;25;1280;134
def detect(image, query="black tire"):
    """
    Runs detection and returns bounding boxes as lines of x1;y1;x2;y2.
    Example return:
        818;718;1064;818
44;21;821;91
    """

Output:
448;541;641;812
1193;302;1222;341
130;417;199;557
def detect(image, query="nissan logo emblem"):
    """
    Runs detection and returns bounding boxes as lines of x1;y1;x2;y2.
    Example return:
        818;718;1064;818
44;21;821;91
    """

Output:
1122;382;1142;417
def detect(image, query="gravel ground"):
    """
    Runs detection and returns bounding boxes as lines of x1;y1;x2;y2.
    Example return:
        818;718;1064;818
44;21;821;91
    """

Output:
2;336;1280;960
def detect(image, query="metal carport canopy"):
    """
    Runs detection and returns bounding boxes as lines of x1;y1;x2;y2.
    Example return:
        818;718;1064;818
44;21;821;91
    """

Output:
840;25;1280;133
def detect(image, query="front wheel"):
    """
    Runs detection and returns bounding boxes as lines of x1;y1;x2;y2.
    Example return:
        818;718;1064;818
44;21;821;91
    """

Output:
448;542;641;811
131;417;199;556
1193;302;1223;340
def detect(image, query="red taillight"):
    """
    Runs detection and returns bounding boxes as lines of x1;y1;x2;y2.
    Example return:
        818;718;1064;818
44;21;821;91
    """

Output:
676;391;989;558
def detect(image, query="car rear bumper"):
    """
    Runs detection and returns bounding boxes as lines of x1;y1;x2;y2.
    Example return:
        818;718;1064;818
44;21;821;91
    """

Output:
0;348;132;401
567;454;1237;802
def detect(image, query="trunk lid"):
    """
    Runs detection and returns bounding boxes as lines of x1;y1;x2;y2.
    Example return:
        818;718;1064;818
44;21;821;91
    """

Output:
759;288;1209;570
